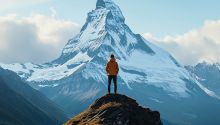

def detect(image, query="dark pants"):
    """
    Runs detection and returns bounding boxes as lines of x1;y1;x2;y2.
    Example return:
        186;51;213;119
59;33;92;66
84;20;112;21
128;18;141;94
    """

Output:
108;75;117;94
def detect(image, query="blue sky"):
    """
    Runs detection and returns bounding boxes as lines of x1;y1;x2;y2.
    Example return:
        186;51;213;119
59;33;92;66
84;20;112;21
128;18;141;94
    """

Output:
1;0;220;38
0;0;220;64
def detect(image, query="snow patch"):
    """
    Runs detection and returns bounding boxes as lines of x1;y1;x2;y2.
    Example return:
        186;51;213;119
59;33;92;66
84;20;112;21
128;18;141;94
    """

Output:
194;80;220;99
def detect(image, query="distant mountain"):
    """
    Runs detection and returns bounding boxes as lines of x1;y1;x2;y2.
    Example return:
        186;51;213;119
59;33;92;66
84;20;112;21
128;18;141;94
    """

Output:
64;94;163;125
1;0;220;125
0;68;67;125
186;62;220;97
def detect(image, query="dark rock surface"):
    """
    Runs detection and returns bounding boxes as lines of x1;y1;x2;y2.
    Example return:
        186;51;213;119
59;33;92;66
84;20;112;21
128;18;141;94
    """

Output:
64;94;162;125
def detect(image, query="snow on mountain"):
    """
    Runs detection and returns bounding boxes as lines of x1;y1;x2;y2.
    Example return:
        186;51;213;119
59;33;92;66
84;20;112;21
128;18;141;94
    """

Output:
216;63;220;70
0;52;92;83
186;62;220;98
0;0;191;98
1;0;220;124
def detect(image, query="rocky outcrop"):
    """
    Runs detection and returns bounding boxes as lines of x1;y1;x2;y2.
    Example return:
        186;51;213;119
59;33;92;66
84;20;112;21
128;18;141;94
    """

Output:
64;94;162;125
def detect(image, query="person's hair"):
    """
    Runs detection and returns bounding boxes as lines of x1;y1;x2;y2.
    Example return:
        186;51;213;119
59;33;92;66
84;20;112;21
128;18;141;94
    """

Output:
110;54;114;58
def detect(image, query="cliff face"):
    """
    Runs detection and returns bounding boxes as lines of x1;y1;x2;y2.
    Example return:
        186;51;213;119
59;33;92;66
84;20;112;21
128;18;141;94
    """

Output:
64;94;162;125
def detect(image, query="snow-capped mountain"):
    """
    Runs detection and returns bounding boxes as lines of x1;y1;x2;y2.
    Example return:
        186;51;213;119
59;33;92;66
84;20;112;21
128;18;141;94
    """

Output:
1;0;190;97
1;0;220;125
186;62;220;97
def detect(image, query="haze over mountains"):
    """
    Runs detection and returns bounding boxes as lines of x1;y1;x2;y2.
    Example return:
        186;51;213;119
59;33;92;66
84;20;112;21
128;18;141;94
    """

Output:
0;68;67;125
0;0;220;125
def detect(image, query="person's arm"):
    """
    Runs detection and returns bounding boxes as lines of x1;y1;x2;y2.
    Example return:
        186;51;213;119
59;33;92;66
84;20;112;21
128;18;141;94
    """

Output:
116;62;119;75
106;63;109;74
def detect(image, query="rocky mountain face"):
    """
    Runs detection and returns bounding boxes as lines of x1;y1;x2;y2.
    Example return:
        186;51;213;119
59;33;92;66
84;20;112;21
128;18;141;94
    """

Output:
186;62;220;97
1;0;220;125
64;94;162;125
0;68;67;125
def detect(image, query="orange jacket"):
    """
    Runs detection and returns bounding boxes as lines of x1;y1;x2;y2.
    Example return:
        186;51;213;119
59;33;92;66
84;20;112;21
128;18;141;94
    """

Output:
106;58;119;76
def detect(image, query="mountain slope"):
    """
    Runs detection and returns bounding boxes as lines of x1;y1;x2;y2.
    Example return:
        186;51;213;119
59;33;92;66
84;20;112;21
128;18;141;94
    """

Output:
0;78;56;125
0;68;67;125
64;94;162;125
1;0;220;125
186;62;220;97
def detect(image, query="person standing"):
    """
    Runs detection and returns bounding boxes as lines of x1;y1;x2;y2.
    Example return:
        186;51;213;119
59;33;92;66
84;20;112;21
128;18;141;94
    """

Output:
106;54;119;94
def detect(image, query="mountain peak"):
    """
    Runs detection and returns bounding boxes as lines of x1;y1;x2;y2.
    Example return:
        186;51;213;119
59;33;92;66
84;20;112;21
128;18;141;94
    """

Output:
96;0;125;23
64;94;162;125
96;0;115;9
56;0;154;64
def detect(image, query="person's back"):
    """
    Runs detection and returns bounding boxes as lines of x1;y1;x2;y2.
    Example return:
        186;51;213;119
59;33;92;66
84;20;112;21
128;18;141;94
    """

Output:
106;54;119;94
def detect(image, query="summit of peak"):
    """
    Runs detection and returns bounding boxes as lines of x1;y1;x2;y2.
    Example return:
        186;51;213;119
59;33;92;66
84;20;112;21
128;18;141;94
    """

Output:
64;94;163;125
96;0;125;23
96;0;114;9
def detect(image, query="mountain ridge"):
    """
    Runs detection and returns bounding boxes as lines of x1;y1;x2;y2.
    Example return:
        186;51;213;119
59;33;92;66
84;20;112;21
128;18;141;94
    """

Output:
0;67;67;125
185;62;220;97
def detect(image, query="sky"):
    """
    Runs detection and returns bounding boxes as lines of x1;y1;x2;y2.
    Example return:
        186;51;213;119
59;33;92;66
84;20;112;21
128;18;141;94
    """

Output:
0;0;220;65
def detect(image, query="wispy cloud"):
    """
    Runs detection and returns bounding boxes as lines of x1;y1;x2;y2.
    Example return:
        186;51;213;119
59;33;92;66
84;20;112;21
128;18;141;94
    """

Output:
143;20;220;65
0;11;79;63
0;0;50;11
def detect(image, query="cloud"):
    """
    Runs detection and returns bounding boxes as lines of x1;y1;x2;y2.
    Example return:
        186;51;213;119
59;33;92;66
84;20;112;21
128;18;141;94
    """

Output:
0;13;79;63
0;0;50;11
143;20;220;65
50;7;57;18
143;32;154;41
